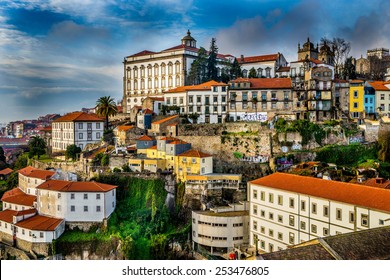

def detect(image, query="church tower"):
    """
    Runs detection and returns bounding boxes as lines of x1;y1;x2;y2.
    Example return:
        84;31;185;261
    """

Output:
318;41;335;65
181;30;197;48
298;37;319;60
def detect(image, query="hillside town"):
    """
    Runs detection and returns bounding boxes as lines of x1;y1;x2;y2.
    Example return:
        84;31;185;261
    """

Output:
1;31;390;260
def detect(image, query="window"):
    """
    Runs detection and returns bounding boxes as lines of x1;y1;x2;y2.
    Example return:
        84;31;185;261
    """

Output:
278;215;283;223
112;201;115;207
311;224;317;233
71;205;75;212
57;205;61;211
300;221;306;230
380;94;385;100
269;229;274;237
79;123;83;129
84;194;88;200
379;219;384;225
96;194;101;200
71;193;75;199
222;96;226;103
289;198;295;208
213;96;218;103
260;240;265;249
353;91;358;98
289;232;294;244
349;211;355;223
289;215;295;226
58;193;61;199
40;232;44;238
311;203;317;214
196;96;201;103
336;208;342;220
323;228;329;236
269;212;274;220
260;191;265;201
79;133;83;139
189;96;193;103
278;232;283;240
22;229;25;235
271;102;276;109
96;206;101;212
301;201;306;211
96;132;101;139
253;205;258;215
260;226;265;234
361;214;369;227
242;92;248;101
278;195;283;205
269;193;274;203
253;221;257;230
84;206;88;212
96;123;101;129
221;86;226;92
353;102;358;108
323;205;329;217
260;210;265;217
253;190;257;199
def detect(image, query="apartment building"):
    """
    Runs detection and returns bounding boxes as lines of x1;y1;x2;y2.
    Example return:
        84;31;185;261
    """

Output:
349;80;365;120
52;112;104;151
249;173;390;253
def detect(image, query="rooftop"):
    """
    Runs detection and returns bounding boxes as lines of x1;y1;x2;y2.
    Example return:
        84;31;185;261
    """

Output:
137;135;154;141
152;115;178;125
1;188;37;207
165;80;227;93
178;149;211;158
16;214;63;231
239;54;279;63
194;210;249;217
250;173;390;213
18;166;55;180
230;78;292;89
0;168;13;176
54;112;104;122
0;209;37;224
36;180;117;193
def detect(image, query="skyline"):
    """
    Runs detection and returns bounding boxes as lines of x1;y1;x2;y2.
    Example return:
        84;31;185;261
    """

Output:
1;0;390;123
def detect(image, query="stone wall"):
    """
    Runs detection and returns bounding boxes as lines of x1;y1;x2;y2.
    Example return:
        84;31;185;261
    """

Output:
178;122;266;136
67;222;102;232
109;155;130;169
0;244;31;260
16;238;51;257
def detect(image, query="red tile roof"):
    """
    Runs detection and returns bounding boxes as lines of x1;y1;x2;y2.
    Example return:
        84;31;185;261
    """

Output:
36;180;117;192
165;80;227;93
290;58;325;64
147;145;157;150
54;112;104;122
168;140;188;145
39;126;52;132
162;44;199;53
0;209;36;224
250;173;390;213
152;115;178;125
240;54;279;63
143;108;154;115
350;79;365;84
16;214;63;231
0;168;13;175
363;178;390;189
276;66;290;72
117;125;134;132
137;135;154;141
1;188;36;207
159;137;179;141
129;50;157;57
149;97;164;101
178;149;211;158
18;166;55;180
369;81;390;91
230;78;292;89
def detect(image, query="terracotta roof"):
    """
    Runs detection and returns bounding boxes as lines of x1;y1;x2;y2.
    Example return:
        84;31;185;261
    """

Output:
117;125;134;132
350;79;364;84
250;173;390;213
152;115;178;125
147;145;157;150
230;78;292;89
0;168;13;175
178;149;211;158
165;80;227;93
142;108;154;115
0;209;37;224
1;188;36;207
18;166;55;180
363;178;390;189
16;214;63;231
369;81;390;91
239;54;279;63
129;50;157;57
39;126;52;132
333;78;349;83
54;112;104;122
159;137;179;141
276;66;290;72
137;135;154;141
149;97;164;101
168;140;188;145
36;180;117;192
162;44;199;52
290;58;325;64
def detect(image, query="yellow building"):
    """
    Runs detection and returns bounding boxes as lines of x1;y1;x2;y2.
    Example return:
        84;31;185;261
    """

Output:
349;80;364;119
176;150;213;182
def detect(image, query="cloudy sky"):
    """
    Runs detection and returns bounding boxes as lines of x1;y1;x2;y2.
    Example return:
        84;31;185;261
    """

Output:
1;0;390;123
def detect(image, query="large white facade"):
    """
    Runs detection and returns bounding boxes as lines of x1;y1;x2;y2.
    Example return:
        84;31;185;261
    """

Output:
239;53;288;78
249;173;390;253
52;112;104;151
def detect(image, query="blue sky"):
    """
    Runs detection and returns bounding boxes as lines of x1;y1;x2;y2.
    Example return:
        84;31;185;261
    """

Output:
1;0;390;123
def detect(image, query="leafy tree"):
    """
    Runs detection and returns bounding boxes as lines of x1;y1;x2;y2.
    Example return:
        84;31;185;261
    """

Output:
188;113;200;124
368;55;387;80
96;96;118;130
14;153;29;170
28;135;46;159
342;56;356;80
207;38;218;81
248;67;257;78
101;154;109;166
6;172;18;188
0;146;5;162
65;144;82;161
230;58;242;79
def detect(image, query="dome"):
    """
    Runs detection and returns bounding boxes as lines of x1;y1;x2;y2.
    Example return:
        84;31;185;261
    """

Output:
181;30;196;47
182;30;195;41
303;37;314;49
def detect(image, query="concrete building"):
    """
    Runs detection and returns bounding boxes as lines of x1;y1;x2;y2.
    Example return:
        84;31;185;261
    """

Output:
349;80;365;120
164;80;228;124
333;79;350;119
369;81;390;117
228;78;293;121
52;112;104;151
249;173;390;253
192;202;249;255
238;53;288;78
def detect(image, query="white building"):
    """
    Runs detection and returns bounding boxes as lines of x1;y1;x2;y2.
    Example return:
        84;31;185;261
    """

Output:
122;30;233;113
238;53;288;78
164;80;228;123
18;166;55;195
249;173;390;253
36;180;117;222
52;111;104;151
192;202;249;255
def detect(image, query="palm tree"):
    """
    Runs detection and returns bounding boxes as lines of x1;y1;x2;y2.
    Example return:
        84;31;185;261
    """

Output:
96;96;118;130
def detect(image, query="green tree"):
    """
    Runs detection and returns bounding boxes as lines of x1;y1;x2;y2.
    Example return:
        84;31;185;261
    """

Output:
28;135;46;159
230;58;242;79
96;96;118;131
101;154;109;166
207;38;218;81
342;56;356;80
188;113;199;124
6;171;18;188
188;47;208;85
65;144;82;161
14;153;29;170
248;67;257;78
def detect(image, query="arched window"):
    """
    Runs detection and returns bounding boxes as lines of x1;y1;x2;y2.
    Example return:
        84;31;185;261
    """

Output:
154;64;159;76
242;69;248;78
140;66;145;77
175;61;180;74
148;78;152;89
161;63;166;75
168;63;173;75
134;80;138;90
154;78;159;88
147;65;152;77
175;75;180;86
133;67;138;78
